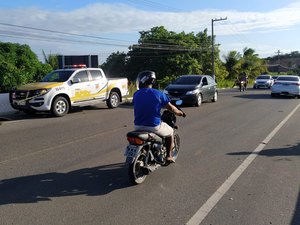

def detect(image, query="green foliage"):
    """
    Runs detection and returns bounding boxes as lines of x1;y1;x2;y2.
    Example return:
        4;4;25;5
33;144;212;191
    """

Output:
216;79;235;88
222;47;267;80
157;75;177;89
43;50;59;69
124;26;214;83
0;42;53;92
101;51;128;77
223;50;242;79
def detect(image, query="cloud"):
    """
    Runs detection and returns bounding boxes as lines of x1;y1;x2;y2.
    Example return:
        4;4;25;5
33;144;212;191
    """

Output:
1;2;300;35
1;2;300;59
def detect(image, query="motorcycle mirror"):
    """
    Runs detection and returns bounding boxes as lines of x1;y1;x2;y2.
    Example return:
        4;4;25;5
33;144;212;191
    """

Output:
175;100;183;106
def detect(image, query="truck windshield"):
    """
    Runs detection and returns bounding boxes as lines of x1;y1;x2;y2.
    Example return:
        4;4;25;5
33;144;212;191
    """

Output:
41;70;74;82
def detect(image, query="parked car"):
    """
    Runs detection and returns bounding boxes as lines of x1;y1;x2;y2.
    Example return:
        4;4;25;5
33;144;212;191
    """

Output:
253;75;274;89
271;75;300;98
163;75;218;106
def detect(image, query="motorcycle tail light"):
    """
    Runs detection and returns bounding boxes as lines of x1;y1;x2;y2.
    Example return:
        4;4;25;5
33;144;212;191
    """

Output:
127;137;144;145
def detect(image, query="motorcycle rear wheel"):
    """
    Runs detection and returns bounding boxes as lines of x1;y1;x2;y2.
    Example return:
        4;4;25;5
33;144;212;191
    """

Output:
128;152;147;184
172;133;181;160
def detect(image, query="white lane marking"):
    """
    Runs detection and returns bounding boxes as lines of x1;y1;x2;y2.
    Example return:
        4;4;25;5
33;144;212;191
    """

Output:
186;102;300;225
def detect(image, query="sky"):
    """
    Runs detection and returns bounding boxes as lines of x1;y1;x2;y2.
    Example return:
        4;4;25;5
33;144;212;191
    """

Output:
1;0;300;63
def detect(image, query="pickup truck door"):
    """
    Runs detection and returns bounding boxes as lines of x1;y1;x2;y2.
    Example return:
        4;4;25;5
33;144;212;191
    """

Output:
88;69;107;100
70;70;93;102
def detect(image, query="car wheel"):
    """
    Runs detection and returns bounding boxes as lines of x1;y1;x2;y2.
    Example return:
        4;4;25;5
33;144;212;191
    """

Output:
212;91;218;102
106;91;120;108
195;94;202;107
51;96;69;117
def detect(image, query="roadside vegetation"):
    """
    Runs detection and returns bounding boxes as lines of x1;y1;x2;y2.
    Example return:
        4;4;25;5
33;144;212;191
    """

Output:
1;26;300;93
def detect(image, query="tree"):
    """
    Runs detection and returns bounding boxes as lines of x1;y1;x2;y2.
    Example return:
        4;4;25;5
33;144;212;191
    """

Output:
42;50;59;69
223;51;242;80
101;51;128;77
239;47;267;79
123;26;217;84
0;42;52;92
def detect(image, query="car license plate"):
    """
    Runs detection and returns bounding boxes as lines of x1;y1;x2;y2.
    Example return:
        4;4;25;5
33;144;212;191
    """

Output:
124;145;139;158
14;100;26;106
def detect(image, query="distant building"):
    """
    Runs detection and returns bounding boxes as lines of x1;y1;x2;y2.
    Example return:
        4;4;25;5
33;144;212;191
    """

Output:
267;64;290;73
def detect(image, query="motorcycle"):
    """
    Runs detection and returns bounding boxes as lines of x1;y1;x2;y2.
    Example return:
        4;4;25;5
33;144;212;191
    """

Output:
124;100;186;184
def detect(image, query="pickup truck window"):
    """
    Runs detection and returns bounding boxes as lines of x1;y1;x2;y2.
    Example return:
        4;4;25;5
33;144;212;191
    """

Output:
41;70;74;82
90;70;103;80
73;71;89;82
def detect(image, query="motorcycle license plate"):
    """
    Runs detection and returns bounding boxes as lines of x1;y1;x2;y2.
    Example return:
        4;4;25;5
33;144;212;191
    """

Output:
124;145;139;158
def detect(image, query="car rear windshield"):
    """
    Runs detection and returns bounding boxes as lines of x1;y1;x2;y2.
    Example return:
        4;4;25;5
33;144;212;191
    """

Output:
41;70;74;82
173;76;202;85
277;76;299;81
257;75;271;79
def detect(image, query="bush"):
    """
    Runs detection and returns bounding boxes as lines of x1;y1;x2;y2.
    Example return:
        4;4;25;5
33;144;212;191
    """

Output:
0;42;53;93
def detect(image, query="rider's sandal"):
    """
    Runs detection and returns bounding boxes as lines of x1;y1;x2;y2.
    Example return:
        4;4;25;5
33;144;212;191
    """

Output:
167;157;176;163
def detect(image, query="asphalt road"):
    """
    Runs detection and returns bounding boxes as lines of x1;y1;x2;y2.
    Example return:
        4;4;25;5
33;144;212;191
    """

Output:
0;88;300;225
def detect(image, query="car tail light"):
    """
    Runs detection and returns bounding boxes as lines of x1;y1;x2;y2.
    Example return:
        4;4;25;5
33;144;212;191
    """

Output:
127;137;144;145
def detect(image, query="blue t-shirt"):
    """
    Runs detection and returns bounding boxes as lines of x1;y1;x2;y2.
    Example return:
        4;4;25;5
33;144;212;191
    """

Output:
133;88;170;127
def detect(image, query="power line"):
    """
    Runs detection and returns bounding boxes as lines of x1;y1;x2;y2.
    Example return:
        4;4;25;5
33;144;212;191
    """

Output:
0;22;212;53
0;22;129;43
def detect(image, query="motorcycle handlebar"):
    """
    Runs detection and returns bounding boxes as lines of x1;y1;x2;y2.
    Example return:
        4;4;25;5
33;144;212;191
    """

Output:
175;106;186;118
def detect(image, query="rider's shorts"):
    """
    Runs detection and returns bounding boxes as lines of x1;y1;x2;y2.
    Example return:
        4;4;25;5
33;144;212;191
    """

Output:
135;122;173;137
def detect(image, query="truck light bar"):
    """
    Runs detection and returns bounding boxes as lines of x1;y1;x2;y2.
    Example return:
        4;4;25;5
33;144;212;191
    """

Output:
64;64;87;69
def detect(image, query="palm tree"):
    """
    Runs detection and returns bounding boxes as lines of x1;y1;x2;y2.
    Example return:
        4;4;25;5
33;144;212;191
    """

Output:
223;51;242;80
240;47;267;79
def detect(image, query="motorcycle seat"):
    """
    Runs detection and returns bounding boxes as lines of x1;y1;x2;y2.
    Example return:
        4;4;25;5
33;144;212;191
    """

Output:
127;130;163;142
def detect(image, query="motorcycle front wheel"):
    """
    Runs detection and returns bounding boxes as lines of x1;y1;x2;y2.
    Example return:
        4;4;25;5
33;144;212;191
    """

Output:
128;151;147;185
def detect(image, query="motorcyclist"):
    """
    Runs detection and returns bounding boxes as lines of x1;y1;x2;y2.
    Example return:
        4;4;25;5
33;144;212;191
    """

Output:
240;72;248;90
133;71;183;163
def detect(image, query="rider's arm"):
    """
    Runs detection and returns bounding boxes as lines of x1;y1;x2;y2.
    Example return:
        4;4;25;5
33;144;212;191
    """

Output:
165;102;183;116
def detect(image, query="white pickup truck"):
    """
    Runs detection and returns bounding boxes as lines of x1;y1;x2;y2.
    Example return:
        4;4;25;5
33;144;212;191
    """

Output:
9;65;128;116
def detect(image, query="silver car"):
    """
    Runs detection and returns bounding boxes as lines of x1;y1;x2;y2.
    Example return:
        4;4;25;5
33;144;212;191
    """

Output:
271;75;300;97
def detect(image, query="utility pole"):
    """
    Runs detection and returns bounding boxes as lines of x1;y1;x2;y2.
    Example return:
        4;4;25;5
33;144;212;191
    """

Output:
275;50;282;74
211;17;227;81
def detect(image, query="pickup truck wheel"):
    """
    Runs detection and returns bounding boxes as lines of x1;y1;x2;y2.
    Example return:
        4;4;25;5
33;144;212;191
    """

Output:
51;96;69;117
107;91;120;108
195;94;202;107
